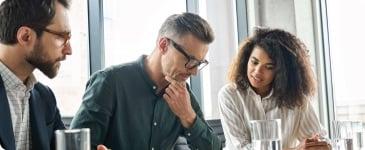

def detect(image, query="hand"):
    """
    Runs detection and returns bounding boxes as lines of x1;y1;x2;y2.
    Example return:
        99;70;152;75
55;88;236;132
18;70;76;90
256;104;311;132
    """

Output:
299;134;331;150
163;76;196;128
97;145;109;150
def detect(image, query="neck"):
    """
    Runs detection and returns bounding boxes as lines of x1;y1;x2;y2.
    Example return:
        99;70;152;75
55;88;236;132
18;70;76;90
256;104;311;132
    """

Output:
0;44;34;83
253;86;271;98
145;50;169;90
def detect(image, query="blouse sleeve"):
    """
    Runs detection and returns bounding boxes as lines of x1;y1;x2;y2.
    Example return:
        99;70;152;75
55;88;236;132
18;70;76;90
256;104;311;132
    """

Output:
218;85;251;150
296;101;323;141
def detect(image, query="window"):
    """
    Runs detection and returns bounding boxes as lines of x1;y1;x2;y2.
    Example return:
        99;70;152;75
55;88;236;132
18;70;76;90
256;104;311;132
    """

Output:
198;0;239;119
103;0;186;67
326;1;365;120
34;0;89;117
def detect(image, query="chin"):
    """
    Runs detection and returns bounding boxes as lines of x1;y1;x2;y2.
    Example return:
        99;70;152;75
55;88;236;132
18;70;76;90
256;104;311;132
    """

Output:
249;82;262;90
179;75;190;81
45;63;61;79
46;69;59;79
250;84;260;89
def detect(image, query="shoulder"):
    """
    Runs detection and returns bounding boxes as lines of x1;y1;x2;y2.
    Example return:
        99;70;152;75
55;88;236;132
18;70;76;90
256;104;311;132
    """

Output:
105;61;139;74
296;96;315;112
32;82;58;110
218;83;240;98
89;61;139;83
218;83;244;104
33;82;56;100
101;60;139;76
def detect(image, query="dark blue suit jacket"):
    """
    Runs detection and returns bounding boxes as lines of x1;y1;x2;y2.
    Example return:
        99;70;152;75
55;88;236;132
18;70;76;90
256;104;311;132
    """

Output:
0;76;65;150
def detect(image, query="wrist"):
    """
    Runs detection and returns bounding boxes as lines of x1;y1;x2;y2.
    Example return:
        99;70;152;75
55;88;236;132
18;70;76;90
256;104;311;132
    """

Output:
180;112;197;128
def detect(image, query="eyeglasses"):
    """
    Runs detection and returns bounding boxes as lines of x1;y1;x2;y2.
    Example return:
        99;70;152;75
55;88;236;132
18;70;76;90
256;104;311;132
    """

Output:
166;38;209;70
28;25;71;47
42;28;71;47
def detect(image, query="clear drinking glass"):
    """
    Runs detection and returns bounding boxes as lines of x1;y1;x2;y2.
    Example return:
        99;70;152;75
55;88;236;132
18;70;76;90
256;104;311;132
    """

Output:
55;128;90;150
250;119;282;150
332;120;354;150
350;121;365;150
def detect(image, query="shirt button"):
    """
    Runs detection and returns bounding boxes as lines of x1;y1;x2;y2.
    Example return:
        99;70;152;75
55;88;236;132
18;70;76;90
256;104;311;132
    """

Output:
187;133;191;136
152;86;156;89
153;122;157;126
151;147;154;150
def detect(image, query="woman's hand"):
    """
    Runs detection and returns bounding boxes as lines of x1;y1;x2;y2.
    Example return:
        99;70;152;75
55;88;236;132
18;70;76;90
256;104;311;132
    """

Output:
97;145;109;150
298;134;331;150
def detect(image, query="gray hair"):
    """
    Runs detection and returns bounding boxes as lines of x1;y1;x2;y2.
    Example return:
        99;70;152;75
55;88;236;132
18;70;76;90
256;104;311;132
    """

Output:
158;12;214;44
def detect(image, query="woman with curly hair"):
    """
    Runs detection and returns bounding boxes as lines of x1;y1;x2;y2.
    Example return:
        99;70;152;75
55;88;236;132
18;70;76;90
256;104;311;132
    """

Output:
218;27;329;149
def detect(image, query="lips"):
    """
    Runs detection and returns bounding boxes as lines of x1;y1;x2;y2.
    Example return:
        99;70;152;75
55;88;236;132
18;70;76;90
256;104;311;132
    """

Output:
179;74;191;81
251;75;263;83
181;75;190;80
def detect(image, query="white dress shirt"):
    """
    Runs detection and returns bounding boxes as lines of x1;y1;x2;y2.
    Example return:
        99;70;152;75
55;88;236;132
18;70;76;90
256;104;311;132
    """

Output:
218;83;322;149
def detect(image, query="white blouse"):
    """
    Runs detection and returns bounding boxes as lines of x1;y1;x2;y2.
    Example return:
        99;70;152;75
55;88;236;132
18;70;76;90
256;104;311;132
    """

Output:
218;84;322;149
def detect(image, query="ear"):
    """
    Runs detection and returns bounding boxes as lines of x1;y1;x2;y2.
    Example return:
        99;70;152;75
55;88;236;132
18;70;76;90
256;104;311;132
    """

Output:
157;37;169;54
16;26;36;47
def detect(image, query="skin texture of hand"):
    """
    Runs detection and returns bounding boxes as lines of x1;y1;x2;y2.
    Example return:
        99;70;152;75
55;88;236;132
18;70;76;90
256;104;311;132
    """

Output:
97;145;108;150
163;76;197;128
298;134;331;150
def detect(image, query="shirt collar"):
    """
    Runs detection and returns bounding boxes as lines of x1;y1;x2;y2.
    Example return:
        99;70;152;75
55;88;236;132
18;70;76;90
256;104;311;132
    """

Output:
0;61;37;91
25;73;37;92
137;55;160;96
248;85;274;100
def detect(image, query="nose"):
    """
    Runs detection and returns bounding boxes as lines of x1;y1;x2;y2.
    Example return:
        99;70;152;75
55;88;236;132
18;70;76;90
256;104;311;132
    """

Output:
188;67;198;76
253;65;264;75
63;42;72;55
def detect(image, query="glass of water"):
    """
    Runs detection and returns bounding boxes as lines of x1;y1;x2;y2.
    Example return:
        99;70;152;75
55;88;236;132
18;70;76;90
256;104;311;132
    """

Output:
332;120;353;150
55;128;90;150
351;121;365;150
250;119;281;150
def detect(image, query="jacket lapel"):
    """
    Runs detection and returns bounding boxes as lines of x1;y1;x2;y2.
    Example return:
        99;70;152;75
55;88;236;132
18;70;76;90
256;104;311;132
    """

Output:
29;89;49;150
0;77;16;150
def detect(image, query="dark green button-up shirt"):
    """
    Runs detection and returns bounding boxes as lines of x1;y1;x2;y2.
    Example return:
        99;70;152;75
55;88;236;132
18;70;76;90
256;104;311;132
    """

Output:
70;55;222;150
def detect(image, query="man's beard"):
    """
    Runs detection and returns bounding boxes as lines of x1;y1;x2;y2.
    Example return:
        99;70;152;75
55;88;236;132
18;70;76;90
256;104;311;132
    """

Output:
26;42;61;79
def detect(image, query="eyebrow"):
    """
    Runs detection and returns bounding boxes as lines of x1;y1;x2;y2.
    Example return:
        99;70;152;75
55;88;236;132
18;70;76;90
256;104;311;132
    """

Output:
57;29;71;34
251;56;275;65
172;40;203;61
46;22;71;33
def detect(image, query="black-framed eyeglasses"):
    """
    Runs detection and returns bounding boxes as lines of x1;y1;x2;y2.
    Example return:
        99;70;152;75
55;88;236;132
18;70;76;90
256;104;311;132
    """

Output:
166;38;209;70
28;25;71;47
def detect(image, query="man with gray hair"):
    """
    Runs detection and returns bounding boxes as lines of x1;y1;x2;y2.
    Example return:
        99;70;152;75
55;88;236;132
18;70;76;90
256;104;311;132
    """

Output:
71;13;222;149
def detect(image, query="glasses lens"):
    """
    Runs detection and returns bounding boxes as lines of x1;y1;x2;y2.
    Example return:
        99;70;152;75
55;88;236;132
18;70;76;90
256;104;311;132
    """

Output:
186;60;208;70
186;59;200;69
197;62;208;70
63;38;70;46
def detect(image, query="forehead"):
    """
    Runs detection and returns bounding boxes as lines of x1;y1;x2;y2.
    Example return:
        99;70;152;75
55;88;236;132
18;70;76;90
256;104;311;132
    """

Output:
176;34;209;60
47;2;70;32
250;46;273;63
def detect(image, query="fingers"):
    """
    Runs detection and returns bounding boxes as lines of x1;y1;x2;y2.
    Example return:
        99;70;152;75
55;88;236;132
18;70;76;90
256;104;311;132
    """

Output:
164;81;186;103
164;76;186;100
164;86;176;101
305;133;321;143
304;141;331;149
165;76;185;88
97;145;109;150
